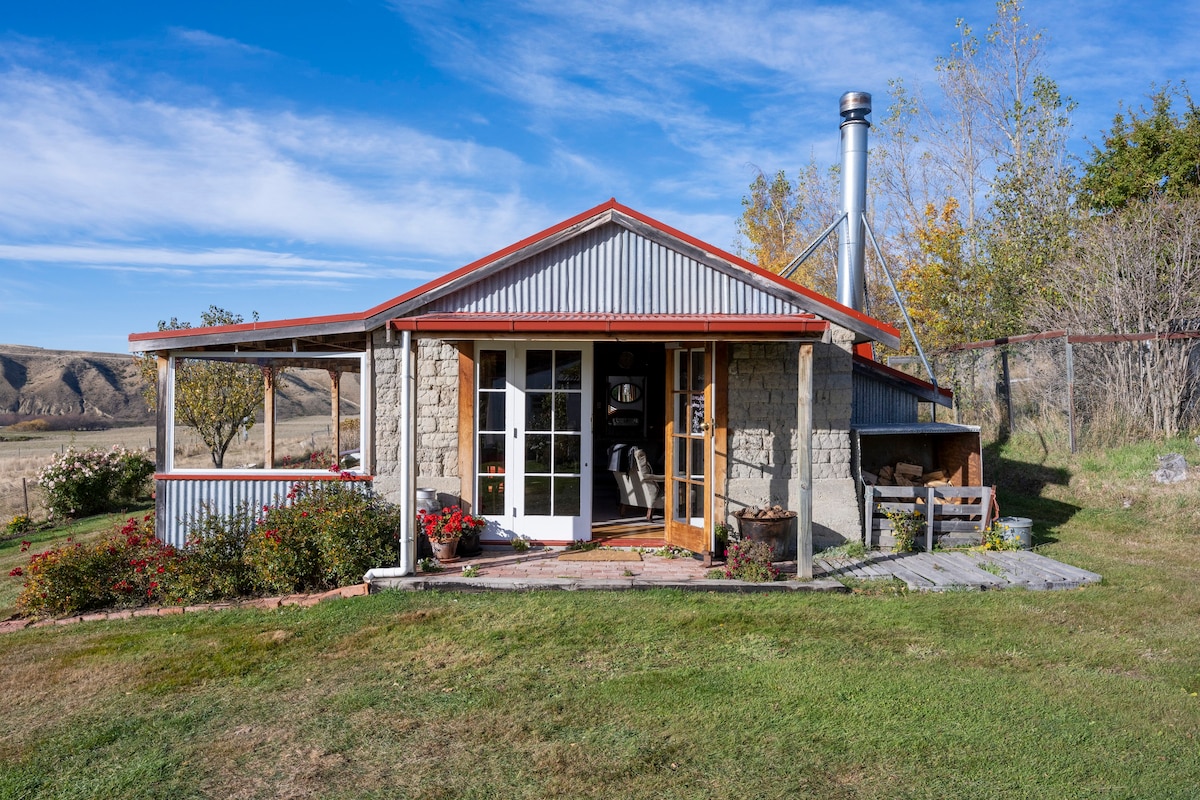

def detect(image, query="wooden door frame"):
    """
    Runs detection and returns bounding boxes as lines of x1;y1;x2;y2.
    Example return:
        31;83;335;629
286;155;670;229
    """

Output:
664;343;718;554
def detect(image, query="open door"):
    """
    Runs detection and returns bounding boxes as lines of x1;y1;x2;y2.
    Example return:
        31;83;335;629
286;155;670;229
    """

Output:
665;345;711;553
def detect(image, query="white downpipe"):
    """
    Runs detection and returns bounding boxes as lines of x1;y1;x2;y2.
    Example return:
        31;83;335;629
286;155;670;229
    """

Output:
398;329;416;575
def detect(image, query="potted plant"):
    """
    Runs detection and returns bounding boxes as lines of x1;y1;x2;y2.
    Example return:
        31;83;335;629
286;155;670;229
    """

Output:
732;506;797;561
417;506;485;563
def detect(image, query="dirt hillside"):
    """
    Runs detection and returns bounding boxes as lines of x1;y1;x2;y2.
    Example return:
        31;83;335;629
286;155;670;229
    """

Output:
0;345;151;423
0;345;349;426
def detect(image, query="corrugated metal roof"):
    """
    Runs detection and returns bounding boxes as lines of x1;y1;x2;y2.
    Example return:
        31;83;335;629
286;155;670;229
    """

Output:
130;199;902;352
389;312;828;337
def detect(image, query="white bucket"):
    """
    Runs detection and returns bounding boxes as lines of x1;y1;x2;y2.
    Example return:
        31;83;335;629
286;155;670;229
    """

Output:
996;516;1033;549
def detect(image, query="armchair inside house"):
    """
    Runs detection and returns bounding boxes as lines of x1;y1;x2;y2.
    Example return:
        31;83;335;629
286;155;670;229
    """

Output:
611;445;664;520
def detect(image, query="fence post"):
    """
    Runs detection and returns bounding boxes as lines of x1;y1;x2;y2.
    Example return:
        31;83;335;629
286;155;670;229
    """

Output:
1065;335;1077;453
999;348;1014;437
23;477;29;516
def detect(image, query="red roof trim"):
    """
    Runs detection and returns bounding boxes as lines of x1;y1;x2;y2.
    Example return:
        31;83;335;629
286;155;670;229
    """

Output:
389;312;828;336
853;354;953;399
129;311;363;343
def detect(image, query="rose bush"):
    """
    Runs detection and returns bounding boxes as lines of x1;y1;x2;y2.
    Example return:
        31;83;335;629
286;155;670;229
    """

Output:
38;446;155;519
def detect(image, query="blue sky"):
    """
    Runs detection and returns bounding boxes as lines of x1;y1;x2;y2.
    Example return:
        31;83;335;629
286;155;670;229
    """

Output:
1;0;1197;354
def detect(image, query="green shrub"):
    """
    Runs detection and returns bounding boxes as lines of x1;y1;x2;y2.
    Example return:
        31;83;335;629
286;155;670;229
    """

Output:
5;514;34;538
171;503;257;602
15;514;177;617
38;446;154;519
243;479;400;595
718;540;780;582
12;478;402;617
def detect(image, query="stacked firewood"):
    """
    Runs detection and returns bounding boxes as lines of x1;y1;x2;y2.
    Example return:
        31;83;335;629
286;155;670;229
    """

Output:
861;462;952;488
736;505;796;519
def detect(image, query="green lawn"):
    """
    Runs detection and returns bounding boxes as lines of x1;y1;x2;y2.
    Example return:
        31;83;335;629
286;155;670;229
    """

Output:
2;438;1199;799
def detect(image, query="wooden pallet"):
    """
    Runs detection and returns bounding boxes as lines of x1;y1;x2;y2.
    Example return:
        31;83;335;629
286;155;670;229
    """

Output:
864;484;991;551
814;550;1101;592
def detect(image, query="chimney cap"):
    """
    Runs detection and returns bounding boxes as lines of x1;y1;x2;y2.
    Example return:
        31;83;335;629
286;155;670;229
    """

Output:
839;91;872;121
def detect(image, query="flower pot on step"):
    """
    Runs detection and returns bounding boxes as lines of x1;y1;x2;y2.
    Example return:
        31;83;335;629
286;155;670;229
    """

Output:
430;537;460;563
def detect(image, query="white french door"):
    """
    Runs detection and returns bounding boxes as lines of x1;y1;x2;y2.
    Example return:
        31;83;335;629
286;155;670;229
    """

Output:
475;342;593;542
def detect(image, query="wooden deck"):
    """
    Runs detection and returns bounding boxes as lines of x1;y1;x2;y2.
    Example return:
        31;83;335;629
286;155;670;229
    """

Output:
814;550;1101;592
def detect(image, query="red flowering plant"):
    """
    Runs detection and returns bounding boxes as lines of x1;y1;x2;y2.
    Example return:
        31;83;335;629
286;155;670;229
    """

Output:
417;506;485;543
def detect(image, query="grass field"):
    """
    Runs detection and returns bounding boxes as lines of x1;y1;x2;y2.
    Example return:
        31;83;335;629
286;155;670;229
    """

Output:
0;416;348;519
1;434;1199;798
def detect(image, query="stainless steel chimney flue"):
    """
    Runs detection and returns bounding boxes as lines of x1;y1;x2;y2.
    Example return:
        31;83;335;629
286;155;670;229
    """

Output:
837;91;871;311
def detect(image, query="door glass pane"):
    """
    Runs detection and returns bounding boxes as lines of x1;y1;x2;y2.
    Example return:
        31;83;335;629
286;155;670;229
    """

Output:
478;433;506;472
479;350;507;390
554;434;581;473
525;476;551;515
691;439;704;477
555;477;580;516
689;480;704;519
526;392;553;431
525;434;552;473
555;351;582;390
676;350;688;390
526;350;553;390
673;482;687;522
478;392;505;431
675;394;688;430
691;350;705;391
673;437;687;475
558;393;581;431
690;394;705;434
478;476;505;515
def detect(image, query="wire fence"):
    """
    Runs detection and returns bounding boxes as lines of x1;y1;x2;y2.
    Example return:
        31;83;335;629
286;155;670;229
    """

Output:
928;330;1200;450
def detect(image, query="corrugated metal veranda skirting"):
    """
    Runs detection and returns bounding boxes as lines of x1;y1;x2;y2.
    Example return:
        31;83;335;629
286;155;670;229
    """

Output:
155;477;374;548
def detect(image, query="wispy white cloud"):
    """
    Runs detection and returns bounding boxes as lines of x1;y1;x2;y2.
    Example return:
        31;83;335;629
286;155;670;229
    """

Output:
0;67;551;259
169;27;277;57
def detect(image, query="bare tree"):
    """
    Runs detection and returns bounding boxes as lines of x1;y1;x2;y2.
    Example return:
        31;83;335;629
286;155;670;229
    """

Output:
1034;197;1200;438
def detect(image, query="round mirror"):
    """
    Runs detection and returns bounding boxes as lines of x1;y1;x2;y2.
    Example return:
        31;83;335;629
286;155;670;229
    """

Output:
610;382;642;403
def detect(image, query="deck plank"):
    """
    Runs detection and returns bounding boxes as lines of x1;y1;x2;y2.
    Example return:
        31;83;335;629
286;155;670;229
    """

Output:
926;552;1007;589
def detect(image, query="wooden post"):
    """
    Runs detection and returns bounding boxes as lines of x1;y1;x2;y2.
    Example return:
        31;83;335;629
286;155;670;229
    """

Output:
155;356;170;473
925;486;935;552
1065;336;1077;454
1000;348;1014;437
263;367;276;469
329;369;342;465
22;477;29;516
797;342;814;580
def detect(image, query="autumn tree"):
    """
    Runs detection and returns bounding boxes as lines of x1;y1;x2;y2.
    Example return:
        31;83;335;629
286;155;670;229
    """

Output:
1078;85;1200;212
136;306;269;468
736;162;840;297
875;0;1074;344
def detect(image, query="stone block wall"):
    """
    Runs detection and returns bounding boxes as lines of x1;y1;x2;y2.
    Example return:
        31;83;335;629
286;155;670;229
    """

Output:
724;326;861;546
371;334;461;505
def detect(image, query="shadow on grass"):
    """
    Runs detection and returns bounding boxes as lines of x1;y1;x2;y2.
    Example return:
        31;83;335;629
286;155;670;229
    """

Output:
984;434;1078;547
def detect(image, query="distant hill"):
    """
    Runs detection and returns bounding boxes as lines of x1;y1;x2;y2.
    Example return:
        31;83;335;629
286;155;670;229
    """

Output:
0;345;151;424
0;345;352;427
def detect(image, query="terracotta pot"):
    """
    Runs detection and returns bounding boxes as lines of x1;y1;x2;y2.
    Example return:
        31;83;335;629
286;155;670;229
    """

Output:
430;537;460;563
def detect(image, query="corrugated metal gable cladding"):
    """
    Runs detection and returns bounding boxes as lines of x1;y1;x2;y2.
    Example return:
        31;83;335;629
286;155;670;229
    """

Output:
852;371;919;425
423;223;805;316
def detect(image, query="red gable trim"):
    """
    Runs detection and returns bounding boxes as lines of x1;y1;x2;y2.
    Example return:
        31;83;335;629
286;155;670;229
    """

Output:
128;198;899;346
128;311;364;344
389;312;829;336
